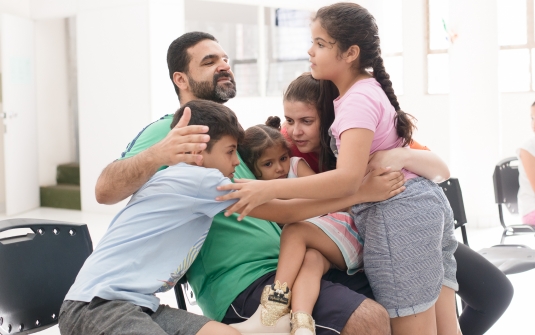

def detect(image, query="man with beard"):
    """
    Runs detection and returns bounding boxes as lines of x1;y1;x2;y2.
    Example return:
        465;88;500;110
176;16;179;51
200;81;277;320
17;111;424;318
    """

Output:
95;32;391;335
95;32;237;204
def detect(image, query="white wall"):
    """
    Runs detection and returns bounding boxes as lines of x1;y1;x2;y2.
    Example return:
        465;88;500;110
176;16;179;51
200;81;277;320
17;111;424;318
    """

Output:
501;93;535;158
35;18;73;186
398;0;450;164
31;0;76;19
77;0;185;213
0;0;30;18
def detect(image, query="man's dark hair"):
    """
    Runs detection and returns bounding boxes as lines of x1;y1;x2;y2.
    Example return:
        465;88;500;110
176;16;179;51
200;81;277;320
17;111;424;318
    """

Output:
171;100;244;152
167;32;217;100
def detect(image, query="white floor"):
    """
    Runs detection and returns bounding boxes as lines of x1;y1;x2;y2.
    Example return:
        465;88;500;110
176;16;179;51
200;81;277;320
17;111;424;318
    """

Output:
1;207;533;335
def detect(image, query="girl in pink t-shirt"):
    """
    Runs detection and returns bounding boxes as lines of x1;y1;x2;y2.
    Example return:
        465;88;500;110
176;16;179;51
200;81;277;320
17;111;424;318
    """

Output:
218;4;459;335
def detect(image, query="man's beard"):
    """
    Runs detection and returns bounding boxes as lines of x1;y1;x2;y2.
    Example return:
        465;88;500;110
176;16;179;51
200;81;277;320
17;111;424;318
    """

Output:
188;72;237;103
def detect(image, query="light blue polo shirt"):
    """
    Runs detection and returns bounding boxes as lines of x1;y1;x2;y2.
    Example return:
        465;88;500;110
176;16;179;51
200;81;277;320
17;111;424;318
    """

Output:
65;163;236;312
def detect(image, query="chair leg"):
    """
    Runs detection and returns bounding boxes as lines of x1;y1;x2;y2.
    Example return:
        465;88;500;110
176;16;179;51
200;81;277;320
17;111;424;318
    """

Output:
500;229;508;244
174;284;187;310
461;226;469;246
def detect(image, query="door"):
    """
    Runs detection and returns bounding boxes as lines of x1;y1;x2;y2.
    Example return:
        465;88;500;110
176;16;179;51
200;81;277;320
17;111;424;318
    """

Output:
1;14;39;215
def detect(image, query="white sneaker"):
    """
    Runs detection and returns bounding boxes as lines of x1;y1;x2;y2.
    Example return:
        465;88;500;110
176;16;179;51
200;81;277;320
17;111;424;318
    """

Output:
229;281;291;335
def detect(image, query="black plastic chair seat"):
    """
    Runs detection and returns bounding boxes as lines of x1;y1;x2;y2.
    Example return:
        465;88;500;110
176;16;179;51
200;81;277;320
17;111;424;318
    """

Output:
0;218;92;334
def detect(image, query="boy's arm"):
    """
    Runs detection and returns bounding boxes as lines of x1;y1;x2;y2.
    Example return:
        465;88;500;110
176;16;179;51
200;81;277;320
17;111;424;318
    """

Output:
232;167;405;223
368;147;450;183
95;108;210;204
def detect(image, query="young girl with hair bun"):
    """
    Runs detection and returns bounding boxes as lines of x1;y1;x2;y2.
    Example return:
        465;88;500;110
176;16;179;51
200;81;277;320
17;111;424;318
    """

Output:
235;116;372;335
219;3;460;335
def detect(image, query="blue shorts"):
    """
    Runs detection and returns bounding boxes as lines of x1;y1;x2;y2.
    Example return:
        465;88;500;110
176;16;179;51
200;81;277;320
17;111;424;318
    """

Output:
222;270;371;335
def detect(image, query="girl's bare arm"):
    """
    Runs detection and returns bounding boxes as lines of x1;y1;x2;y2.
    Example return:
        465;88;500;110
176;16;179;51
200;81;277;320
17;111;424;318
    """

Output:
237;167;404;223
218;128;374;220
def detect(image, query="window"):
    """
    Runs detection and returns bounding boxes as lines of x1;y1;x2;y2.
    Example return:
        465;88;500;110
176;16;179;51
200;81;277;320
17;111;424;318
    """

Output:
186;3;404;97
426;0;450;94
267;9;310;96
497;0;534;92
375;0;404;95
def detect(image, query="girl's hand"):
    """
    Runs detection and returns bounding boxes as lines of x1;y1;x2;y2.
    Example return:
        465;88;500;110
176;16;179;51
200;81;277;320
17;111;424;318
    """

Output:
216;179;277;221
358;167;405;202
367;148;409;173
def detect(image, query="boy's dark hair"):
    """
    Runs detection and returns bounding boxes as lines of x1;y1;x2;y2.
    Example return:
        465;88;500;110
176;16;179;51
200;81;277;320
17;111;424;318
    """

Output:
315;3;416;146
238;116;291;179
171;100;244;152
167;32;217;100
284;72;338;172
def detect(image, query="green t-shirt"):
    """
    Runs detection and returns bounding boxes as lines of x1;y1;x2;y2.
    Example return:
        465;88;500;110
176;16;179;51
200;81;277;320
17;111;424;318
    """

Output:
120;115;281;321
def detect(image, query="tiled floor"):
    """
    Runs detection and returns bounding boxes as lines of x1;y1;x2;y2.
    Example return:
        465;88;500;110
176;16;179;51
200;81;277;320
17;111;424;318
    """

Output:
1;208;533;334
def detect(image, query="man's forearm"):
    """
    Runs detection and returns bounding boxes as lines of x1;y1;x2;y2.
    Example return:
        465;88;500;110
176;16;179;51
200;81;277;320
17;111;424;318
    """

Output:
95;150;161;204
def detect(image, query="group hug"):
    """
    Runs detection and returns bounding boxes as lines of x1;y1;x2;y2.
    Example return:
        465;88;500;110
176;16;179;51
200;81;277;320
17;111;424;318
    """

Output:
58;3;513;335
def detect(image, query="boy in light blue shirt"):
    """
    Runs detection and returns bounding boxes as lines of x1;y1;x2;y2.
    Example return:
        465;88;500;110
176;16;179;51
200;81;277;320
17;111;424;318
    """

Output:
59;100;244;335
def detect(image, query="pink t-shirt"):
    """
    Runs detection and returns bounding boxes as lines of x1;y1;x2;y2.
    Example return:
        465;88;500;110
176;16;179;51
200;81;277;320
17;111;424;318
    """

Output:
330;78;418;180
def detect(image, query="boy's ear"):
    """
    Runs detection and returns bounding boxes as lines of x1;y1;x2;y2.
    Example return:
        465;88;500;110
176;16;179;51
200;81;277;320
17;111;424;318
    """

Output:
344;45;361;64
173;72;189;91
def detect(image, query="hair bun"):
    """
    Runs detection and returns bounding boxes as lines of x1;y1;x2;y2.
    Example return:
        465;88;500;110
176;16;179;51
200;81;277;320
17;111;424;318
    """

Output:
265;116;281;130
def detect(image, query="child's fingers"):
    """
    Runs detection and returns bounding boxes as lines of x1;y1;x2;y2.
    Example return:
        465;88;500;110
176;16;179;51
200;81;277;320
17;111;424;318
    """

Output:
371;166;390;177
216;183;243;196
390;186;406;197
233;178;253;183
392;178;405;190
224;199;247;216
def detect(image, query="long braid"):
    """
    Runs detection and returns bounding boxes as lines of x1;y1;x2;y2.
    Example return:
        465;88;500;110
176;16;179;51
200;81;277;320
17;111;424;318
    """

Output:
372;56;416;147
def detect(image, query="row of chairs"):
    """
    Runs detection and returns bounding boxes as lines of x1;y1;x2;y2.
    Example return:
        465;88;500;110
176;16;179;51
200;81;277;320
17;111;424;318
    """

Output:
1;158;534;334
437;158;535;277
493;157;535;243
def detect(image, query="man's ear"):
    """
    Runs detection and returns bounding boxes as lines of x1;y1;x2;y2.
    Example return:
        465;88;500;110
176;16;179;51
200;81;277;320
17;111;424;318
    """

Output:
344;45;361;64
173;72;189;91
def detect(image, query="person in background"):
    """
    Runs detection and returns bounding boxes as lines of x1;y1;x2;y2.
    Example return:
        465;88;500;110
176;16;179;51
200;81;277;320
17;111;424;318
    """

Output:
517;101;535;226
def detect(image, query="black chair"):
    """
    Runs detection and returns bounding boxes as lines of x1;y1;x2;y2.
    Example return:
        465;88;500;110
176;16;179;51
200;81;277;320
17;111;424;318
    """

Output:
174;277;197;311
493;157;535;243
174;277;188;310
0;218;92;334
438;178;535;275
439;178;469;246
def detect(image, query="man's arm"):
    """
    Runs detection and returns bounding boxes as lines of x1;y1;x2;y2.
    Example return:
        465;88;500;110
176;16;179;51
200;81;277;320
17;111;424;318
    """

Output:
95;107;210;204
238;167;405;223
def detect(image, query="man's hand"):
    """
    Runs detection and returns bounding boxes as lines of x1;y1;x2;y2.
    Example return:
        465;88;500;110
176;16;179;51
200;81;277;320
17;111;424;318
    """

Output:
95;107;211;205
146;107;210;167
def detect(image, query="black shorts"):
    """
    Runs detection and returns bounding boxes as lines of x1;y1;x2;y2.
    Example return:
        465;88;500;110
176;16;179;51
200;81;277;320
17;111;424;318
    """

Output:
222;269;373;335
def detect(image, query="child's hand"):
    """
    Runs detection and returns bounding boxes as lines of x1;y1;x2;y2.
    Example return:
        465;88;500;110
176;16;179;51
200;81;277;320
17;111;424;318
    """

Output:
367;148;409;174
216;179;277;221
359;167;405;202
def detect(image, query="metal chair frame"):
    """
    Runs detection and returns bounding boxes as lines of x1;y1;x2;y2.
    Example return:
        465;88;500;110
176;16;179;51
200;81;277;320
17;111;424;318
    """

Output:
493;157;535;243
